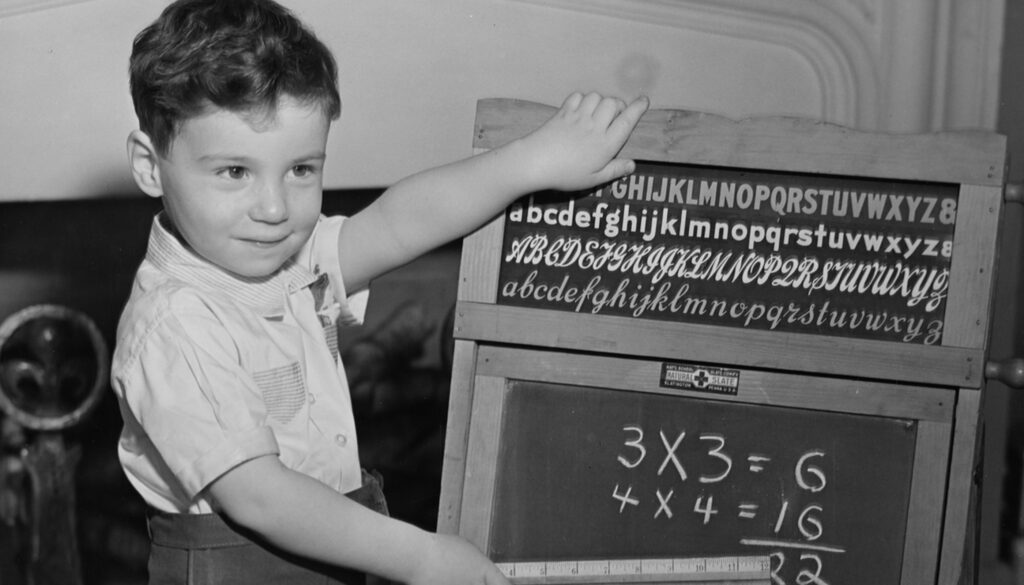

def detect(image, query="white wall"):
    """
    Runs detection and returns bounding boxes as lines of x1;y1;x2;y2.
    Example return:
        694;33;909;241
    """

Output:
0;0;1002;201
0;0;157;200
0;0;823;200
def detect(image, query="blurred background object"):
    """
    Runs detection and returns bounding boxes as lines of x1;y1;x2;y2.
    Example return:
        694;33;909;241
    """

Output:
0;305;108;585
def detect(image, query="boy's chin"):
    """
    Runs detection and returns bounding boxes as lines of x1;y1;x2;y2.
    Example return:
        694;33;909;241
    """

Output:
216;257;289;280
228;264;286;280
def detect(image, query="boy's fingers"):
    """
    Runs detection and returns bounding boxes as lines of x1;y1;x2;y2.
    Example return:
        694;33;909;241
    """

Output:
594;96;627;126
561;91;584;112
610;95;649;136
578;91;603;115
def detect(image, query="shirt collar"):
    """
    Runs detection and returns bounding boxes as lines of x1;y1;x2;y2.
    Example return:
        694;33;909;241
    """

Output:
145;213;318;315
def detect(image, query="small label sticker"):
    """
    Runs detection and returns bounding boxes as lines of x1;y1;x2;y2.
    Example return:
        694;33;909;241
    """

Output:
660;363;740;395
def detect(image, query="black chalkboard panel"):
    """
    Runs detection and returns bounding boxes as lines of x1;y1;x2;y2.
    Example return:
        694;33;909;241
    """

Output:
489;380;917;585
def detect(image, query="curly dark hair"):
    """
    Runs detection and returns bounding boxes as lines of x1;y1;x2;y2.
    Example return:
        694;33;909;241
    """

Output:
129;0;341;155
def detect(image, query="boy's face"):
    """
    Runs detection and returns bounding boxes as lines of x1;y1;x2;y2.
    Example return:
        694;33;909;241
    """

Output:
151;97;330;278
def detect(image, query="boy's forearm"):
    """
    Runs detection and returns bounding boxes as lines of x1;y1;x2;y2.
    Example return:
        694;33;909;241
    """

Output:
261;479;430;581
375;136;543;250
208;457;432;583
337;136;552;291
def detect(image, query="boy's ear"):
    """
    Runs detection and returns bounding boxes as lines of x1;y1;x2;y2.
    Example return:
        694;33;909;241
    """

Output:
127;130;165;198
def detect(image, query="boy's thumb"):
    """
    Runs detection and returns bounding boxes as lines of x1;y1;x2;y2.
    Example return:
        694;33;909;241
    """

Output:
597;158;637;184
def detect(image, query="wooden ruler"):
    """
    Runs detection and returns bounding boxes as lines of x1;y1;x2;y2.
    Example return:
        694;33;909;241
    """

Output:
496;556;771;584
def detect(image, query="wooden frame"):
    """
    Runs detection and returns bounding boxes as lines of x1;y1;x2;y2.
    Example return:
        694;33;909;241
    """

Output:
440;99;1007;585
455;99;1006;388
454;347;953;585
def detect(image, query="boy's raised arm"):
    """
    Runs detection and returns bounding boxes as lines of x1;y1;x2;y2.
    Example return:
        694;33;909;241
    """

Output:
338;92;649;292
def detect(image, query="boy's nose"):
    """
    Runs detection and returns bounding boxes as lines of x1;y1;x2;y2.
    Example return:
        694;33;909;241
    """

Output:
250;182;289;223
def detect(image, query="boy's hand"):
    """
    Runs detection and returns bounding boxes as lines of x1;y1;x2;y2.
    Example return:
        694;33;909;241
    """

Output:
410;533;510;585
520;92;649;193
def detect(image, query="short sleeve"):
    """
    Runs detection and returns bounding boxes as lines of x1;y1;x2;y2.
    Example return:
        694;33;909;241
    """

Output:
309;215;369;326
119;302;279;498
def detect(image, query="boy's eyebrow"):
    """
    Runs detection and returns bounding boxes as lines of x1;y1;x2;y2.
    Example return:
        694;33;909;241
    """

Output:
196;154;252;164
195;152;327;164
293;152;327;163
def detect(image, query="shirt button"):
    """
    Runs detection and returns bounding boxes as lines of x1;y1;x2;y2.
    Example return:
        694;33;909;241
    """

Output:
308;393;316;404
334;434;348;446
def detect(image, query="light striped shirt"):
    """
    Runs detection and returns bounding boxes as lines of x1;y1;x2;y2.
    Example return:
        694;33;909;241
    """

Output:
112;213;368;514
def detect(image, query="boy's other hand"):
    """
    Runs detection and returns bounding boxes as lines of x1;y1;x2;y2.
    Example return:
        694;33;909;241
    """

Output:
521;91;649;193
411;533;510;585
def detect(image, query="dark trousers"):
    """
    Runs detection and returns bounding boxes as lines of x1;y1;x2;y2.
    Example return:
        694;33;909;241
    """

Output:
146;471;389;585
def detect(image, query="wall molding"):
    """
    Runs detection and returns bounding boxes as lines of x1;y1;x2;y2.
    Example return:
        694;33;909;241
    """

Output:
0;0;95;18
512;0;873;128
936;0;1006;130
511;0;1004;132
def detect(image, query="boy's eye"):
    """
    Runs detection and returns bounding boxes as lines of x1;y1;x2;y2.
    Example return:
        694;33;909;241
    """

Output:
292;164;317;178
219;166;248;180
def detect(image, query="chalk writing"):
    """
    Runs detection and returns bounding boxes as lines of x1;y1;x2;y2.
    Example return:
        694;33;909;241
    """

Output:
613;424;843;584
498;161;958;344
488;381;916;585
600;173;957;225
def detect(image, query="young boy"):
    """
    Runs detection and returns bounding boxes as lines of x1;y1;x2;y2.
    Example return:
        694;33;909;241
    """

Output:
112;1;647;583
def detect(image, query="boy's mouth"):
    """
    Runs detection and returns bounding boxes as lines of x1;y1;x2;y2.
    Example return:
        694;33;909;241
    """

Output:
242;235;289;248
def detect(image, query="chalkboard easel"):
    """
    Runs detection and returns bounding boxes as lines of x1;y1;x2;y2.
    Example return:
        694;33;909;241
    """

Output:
439;99;1007;585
